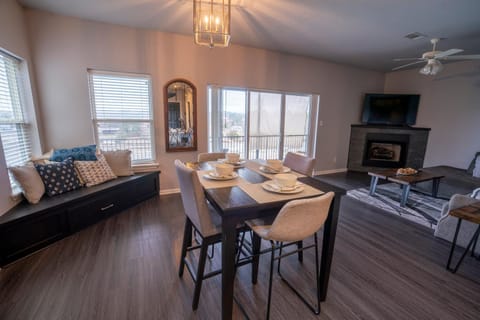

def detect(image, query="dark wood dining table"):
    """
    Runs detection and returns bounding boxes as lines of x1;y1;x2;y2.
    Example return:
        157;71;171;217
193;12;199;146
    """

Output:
197;161;345;319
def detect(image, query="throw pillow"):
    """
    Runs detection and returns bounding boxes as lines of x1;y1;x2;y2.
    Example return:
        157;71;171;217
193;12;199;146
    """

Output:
50;144;97;162
74;154;117;187
467;151;480;175
101;150;134;176
35;157;82;197
473;156;480;178
30;149;54;165
9;165;45;204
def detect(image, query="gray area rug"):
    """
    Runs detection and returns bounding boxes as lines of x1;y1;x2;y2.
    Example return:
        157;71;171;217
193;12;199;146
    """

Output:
347;183;448;229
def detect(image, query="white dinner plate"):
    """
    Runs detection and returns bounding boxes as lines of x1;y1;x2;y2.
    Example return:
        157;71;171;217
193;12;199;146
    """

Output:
261;181;304;194
203;171;239;181
259;166;291;174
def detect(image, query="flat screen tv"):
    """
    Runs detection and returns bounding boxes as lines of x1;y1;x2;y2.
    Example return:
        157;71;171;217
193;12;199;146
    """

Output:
361;93;420;126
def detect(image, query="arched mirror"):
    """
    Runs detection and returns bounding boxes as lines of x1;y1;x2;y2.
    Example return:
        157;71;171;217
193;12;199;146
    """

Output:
164;79;197;152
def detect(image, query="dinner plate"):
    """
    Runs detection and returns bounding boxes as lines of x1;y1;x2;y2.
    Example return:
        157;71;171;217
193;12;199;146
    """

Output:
261;181;304;194
203;171;239;181
259;166;291;174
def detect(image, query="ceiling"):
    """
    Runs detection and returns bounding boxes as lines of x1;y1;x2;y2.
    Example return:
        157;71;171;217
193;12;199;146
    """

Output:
18;0;480;72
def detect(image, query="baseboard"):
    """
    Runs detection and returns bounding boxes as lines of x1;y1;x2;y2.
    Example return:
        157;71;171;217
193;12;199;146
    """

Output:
160;188;180;195
314;168;348;176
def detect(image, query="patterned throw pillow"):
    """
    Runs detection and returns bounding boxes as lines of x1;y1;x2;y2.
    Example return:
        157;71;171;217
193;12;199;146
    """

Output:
35;157;83;197
74;154;117;187
50;144;97;162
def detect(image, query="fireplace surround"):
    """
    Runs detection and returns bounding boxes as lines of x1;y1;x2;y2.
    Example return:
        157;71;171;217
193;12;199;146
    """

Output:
348;125;430;172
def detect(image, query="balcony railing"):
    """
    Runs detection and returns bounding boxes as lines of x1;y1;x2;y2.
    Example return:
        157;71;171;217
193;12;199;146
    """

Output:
99;138;153;162
212;134;308;159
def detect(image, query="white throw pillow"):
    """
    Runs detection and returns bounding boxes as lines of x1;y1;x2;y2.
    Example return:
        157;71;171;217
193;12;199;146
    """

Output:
473;155;480;178
101;150;134;176
9;165;45;204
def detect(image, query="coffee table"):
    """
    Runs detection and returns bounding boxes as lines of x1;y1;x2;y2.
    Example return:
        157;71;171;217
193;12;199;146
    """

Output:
368;168;445;207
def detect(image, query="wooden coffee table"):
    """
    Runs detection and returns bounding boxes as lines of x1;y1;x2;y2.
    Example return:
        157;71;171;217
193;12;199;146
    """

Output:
368;168;445;207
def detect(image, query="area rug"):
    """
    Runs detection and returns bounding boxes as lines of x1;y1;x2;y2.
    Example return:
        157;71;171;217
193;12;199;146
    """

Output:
346;183;448;229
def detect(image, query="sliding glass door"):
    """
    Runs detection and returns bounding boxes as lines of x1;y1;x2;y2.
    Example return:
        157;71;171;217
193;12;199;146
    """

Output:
208;86;318;159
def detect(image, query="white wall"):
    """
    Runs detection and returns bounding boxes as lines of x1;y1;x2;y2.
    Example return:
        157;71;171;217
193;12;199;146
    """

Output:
0;0;41;214
24;10;385;191
384;61;480;169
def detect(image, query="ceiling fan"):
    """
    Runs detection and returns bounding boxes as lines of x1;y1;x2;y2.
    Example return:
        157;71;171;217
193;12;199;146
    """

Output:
392;38;480;75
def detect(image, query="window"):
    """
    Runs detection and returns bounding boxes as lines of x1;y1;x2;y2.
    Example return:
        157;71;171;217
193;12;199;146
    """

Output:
208;86;318;160
0;50;32;189
88;70;155;164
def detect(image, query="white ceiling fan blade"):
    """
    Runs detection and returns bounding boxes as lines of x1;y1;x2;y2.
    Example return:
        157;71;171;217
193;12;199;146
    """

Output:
392;60;426;71
439;54;480;60
393;57;424;61
434;48;464;58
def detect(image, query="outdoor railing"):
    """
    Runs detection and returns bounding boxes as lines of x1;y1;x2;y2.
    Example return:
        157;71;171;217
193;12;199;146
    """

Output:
99;138;152;162
213;134;308;159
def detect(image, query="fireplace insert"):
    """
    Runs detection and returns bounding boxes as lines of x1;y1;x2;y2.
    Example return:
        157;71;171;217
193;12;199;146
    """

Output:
362;133;409;168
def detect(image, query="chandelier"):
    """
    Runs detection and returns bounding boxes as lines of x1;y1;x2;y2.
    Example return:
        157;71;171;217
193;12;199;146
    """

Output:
193;0;231;48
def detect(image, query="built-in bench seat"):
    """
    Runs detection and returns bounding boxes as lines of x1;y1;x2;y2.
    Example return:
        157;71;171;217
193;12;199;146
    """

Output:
0;171;160;267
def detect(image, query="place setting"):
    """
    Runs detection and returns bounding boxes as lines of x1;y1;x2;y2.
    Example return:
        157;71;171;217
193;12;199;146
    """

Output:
217;152;246;168
203;163;239;181
259;159;291;174
261;173;304;194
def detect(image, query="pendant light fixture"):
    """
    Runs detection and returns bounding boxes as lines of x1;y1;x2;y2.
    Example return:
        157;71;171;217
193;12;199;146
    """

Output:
193;0;231;48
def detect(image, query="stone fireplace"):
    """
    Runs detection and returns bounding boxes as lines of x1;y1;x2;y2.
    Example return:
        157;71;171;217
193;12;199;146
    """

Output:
348;125;430;172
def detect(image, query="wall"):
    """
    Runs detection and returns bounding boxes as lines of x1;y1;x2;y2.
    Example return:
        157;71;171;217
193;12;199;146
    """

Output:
0;0;42;214
384;61;480;169
24;10;385;191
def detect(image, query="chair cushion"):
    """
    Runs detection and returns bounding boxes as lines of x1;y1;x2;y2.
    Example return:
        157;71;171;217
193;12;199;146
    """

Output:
35;157;83;196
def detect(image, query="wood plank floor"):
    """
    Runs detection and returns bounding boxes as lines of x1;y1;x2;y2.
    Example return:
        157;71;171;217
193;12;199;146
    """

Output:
1;193;479;320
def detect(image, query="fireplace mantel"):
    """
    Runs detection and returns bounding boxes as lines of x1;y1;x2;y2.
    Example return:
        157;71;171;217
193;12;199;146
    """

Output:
347;124;430;172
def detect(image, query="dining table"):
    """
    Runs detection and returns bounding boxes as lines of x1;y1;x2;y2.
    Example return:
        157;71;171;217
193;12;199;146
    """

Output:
193;160;345;319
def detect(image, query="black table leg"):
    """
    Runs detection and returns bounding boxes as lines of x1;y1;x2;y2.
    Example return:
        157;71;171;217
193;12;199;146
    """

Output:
400;184;411;207
222;217;238;320
251;233;261;284
432;178;441;198
446;218;462;270
319;194;341;301
369;176;379;195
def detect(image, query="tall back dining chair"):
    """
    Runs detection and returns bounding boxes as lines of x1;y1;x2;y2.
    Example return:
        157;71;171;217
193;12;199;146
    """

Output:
175;159;223;310
246;192;335;319
283;152;315;176
197;152;226;162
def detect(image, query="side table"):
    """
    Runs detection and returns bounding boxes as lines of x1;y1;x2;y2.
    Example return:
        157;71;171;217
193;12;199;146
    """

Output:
446;201;480;273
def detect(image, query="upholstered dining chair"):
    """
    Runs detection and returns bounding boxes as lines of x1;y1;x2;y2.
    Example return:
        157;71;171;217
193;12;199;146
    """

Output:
175;160;246;310
197;152;226;162
246;192;334;320
283;152;315;176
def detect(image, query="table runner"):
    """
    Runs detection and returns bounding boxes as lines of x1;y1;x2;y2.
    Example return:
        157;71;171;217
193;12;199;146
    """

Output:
197;170;249;189
239;182;324;204
245;160;306;179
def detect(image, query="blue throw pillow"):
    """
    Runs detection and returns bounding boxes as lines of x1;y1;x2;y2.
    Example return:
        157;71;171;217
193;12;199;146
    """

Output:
35;157;83;196
50;144;97;162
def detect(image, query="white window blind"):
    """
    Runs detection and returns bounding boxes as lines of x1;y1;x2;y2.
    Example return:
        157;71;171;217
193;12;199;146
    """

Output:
0;50;31;189
88;71;155;163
